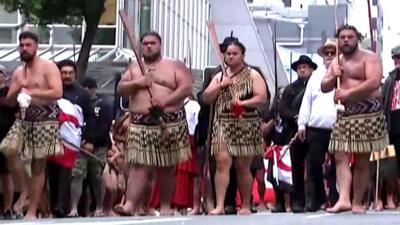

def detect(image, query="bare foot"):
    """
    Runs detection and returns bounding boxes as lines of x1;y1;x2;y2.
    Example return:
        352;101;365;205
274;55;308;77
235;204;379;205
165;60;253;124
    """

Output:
146;208;157;216
67;209;79;217
352;204;366;214
104;210;116;217
239;208;252;215
375;200;384;211
326;201;352;213
206;203;214;215
189;207;201;215
24;213;37;220
257;203;268;212
14;195;29;214
136;206;146;216
385;201;396;210
113;204;134;216
209;207;224;215
159;207;174;216
267;202;274;210
93;210;104;217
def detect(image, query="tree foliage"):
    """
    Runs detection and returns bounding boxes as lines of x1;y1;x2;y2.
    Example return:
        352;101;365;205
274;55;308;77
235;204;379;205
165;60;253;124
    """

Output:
0;0;106;81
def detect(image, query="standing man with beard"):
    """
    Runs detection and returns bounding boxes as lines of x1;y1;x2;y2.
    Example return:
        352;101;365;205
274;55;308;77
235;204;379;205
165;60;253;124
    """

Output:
321;25;388;214
0;31;63;219
114;31;192;216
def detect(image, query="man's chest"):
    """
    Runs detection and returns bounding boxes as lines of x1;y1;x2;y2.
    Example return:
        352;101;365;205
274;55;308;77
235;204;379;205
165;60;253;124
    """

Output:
341;60;365;80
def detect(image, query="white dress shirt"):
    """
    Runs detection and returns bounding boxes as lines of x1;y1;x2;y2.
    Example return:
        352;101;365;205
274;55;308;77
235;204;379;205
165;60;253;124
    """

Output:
184;98;201;135
297;71;337;130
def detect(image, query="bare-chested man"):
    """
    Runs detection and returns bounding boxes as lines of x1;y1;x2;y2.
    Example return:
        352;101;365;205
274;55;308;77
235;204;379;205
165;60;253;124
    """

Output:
321;25;388;214
114;31;192;216
0;31;63;219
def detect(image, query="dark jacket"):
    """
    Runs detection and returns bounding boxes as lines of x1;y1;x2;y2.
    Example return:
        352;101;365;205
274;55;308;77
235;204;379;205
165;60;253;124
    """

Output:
278;78;308;145
382;68;400;134
91;96;113;149
63;82;95;144
0;86;18;141
196;66;219;147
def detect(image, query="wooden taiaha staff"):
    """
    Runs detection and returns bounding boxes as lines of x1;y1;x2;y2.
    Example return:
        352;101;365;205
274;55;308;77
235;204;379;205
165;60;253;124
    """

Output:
334;0;345;112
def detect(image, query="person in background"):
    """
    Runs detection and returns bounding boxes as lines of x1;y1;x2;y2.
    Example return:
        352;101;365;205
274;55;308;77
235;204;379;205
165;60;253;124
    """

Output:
0;65;19;219
296;39;337;212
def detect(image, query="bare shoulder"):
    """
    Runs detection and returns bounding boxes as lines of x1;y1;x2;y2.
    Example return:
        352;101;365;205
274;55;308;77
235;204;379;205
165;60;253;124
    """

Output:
163;57;186;68
124;63;140;78
13;65;24;75
39;58;59;71
360;48;379;62
249;67;264;79
11;65;24;81
213;71;223;81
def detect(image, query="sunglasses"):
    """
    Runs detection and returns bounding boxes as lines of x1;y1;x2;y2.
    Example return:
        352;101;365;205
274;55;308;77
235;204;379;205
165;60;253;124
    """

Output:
324;50;336;56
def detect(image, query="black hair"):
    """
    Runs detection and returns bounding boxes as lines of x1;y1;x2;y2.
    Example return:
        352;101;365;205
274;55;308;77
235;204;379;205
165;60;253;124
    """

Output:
140;31;162;44
19;31;39;43
56;59;77;73
226;40;246;54
83;77;97;89
335;24;363;41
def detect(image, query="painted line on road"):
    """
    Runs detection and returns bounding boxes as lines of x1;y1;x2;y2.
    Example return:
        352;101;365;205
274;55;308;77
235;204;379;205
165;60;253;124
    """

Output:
4;217;192;225
306;213;335;219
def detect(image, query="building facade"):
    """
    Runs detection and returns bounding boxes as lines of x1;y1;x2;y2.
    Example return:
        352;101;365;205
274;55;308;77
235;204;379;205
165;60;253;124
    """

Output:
0;0;210;71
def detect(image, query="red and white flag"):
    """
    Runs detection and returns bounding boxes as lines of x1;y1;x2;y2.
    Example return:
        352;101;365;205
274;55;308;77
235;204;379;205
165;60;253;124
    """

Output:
264;144;293;192
47;98;83;168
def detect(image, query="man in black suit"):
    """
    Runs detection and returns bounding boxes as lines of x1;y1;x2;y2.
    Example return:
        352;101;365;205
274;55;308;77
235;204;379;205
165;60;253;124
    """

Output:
274;55;316;213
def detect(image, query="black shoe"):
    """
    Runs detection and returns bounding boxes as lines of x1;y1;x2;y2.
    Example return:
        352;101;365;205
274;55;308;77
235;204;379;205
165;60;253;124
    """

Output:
250;205;258;214
306;202;322;212
271;204;286;213
53;208;66;218
292;205;305;213
224;205;237;215
3;209;15;220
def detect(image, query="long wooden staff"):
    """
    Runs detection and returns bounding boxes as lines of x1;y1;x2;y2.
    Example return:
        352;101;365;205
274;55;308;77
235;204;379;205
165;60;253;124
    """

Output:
334;0;345;112
119;10;168;131
119;10;150;95
206;21;228;79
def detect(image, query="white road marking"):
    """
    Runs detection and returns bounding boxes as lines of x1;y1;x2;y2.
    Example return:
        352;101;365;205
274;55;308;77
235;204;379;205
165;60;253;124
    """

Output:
306;213;335;219
4;217;192;225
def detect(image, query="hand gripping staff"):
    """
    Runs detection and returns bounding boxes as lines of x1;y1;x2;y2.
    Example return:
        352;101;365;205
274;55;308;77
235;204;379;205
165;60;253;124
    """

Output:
206;21;245;117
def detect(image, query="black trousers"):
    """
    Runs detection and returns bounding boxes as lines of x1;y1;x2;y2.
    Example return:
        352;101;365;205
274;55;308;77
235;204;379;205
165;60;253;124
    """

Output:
289;127;331;207
390;133;400;169
47;161;72;215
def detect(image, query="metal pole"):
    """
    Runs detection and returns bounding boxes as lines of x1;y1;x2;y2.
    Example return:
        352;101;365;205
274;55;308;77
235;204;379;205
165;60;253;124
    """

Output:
367;0;376;52
289;51;293;83
273;19;278;95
